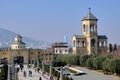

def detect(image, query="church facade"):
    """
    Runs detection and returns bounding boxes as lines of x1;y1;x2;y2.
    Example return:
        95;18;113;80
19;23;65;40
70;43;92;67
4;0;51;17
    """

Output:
72;9;108;55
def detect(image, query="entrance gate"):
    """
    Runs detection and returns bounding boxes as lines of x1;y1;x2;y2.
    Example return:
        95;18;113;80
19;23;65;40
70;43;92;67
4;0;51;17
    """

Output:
14;56;24;64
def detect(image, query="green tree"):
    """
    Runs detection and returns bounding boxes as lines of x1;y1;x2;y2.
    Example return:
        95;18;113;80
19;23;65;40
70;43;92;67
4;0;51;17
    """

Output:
102;58;111;71
109;59;120;74
86;57;94;69
109;43;113;52
113;44;117;51
93;56;106;70
80;54;88;66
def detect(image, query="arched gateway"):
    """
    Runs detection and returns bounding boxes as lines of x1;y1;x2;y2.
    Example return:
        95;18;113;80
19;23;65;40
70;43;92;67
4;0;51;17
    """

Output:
14;56;24;64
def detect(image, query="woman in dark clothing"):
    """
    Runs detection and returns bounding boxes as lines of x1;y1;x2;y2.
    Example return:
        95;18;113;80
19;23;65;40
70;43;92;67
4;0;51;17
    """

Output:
39;77;42;80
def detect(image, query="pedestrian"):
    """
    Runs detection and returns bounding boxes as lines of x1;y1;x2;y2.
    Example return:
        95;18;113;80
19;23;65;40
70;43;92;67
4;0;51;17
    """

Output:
30;70;32;77
37;68;40;73
29;70;31;76
23;71;27;78
17;67;19;73
39;77;42;80
20;64;24;71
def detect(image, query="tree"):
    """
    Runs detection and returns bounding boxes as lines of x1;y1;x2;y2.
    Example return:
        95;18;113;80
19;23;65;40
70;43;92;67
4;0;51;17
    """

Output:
102;58;111;71
113;44;117;51
109;43;113;52
93;56;105;70
109;59;120;74
86;57;93;69
80;54;88;66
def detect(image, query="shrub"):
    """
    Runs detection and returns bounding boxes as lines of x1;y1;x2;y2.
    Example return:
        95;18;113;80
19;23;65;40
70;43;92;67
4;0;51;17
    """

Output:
93;56;106;70
86;58;93;69
80;54;88;66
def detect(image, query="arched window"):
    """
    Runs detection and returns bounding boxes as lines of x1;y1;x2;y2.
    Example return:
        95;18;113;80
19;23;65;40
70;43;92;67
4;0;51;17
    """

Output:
98;41;99;47
83;24;86;32
90;24;95;32
82;41;85;47
77;41;80;47
94;25;97;32
91;39;95;47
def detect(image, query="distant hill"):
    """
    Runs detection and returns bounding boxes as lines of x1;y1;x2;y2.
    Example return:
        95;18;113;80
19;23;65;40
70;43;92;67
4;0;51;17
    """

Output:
0;27;51;49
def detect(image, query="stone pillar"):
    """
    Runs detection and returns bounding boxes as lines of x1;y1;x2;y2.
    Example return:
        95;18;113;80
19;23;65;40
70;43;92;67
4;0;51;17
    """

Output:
42;61;44;74
37;60;39;67
34;60;36;67
60;66;63;80
12;57;15;80
49;62;53;80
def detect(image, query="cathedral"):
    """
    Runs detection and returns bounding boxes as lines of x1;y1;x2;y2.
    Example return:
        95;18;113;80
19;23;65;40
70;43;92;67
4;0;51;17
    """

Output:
72;9;108;55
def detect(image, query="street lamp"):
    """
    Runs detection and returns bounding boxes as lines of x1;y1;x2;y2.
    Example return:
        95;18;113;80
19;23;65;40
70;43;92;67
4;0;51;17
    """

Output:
60;66;63;80
42;61;44;74
10;52;17;80
49;61;53;80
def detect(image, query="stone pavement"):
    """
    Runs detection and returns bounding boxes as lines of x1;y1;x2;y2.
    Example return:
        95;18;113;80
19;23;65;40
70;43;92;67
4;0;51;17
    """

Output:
18;65;49;80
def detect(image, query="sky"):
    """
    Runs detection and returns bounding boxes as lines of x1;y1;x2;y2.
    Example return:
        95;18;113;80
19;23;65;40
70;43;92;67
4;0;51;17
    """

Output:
0;0;120;44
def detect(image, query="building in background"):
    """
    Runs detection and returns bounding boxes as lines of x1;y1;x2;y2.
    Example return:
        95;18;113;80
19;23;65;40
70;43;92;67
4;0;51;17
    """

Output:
11;34;26;49
0;34;45;64
52;42;69;54
72;9;108;55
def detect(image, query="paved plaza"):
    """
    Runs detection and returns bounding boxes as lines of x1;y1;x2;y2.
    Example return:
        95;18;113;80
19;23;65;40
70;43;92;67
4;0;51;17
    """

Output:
71;66;120;80
17;65;120;80
18;65;49;80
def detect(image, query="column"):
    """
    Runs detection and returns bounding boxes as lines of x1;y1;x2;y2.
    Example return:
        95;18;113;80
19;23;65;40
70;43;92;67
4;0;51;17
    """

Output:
105;41;107;47
60;66;63;80
34;60;36;67
37;60;39;67
42;61;44;74
49;62;53;80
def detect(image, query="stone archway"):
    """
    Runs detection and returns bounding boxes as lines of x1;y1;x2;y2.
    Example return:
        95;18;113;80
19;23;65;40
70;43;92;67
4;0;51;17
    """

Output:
1;57;8;64
91;39;96;47
14;56;24;64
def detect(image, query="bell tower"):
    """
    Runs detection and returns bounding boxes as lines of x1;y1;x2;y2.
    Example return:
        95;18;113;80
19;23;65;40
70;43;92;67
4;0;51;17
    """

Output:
82;8;98;54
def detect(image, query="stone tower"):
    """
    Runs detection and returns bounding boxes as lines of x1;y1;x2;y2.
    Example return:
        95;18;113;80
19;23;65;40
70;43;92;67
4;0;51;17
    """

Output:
72;8;108;55
82;8;98;54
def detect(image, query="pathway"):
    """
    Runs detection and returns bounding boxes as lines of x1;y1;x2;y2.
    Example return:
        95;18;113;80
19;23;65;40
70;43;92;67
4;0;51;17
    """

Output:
18;65;49;80
70;66;120;80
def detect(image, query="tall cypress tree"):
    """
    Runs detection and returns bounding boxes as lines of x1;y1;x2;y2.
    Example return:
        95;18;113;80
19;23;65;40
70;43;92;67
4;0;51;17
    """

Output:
109;43;113;52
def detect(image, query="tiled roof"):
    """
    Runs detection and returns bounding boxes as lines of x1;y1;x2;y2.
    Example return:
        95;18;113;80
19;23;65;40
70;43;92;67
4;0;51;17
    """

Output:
82;12;98;21
98;35;107;39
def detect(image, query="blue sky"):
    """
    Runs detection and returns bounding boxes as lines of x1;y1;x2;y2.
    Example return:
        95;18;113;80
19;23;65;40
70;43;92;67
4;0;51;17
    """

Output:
0;0;120;44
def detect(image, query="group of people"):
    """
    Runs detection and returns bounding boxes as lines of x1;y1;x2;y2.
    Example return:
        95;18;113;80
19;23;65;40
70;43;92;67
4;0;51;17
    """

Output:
23;70;32;78
17;64;43;80
16;64;24;73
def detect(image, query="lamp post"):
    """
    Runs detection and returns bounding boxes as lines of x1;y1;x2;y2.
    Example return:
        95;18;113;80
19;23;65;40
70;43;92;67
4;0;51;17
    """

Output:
60;66;63;80
42;61;44;74
11;52;17;80
37;60;39;68
49;61;53;80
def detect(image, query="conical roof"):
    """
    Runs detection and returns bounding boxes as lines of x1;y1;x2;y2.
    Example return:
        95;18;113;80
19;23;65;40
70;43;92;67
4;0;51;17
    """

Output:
82;8;98;21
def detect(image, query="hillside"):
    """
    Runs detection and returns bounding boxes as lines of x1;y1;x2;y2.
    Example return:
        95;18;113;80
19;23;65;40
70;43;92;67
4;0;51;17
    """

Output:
0;28;50;49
